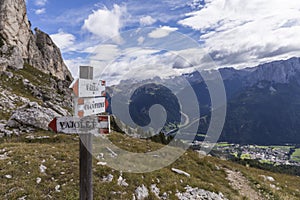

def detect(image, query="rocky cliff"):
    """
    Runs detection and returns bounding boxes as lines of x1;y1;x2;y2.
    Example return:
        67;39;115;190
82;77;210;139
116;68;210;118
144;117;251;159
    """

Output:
0;0;72;81
0;0;73;135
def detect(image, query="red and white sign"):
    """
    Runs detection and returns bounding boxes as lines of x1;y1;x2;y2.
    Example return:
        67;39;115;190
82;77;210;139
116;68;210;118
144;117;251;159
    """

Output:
77;97;106;117
48;116;110;134
71;79;105;98
98;115;110;134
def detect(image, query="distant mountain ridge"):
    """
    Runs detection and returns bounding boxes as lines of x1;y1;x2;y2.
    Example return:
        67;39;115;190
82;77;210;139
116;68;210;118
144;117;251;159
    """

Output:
110;57;300;145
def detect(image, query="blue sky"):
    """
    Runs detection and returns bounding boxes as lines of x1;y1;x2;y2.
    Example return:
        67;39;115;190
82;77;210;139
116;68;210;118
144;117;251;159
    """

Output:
26;0;300;81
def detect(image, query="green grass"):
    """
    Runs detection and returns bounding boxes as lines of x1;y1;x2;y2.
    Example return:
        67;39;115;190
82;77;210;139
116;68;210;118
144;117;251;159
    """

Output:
271;146;293;152
259;160;274;165
216;142;231;147
0;63;70;121
241;154;251;160
1;131;300;199
291;148;300;162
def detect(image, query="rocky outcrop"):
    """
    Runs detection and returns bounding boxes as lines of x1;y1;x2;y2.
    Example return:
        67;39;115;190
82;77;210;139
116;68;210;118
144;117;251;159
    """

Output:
0;0;32;58
0;45;24;71
7;102;64;130
176;186;228;200
0;0;72;80
247;57;300;85
29;28;72;81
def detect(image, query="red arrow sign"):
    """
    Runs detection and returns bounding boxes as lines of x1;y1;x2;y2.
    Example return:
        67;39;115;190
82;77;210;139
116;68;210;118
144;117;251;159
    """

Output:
48;116;110;134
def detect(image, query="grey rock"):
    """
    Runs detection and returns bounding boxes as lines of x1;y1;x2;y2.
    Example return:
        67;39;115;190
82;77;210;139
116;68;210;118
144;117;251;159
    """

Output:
43;101;69;116
7;102;61;130
135;185;149;200
0;0;72;80
171;168;190;177
102;174;113;182
176;186;228;200
117;174;129;187
3;71;13;78
150;184;160;199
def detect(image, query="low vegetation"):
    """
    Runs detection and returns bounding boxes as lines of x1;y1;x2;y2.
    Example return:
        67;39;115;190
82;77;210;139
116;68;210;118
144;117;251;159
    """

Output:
291;148;300;162
1;131;300;199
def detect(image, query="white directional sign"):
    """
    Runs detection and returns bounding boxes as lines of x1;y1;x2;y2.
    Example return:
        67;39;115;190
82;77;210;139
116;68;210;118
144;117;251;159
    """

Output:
48;116;110;134
71;79;106;98
77;97;106;117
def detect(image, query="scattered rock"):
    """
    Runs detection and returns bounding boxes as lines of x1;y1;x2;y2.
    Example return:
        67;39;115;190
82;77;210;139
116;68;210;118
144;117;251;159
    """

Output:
17;195;27;200
4;174;12;179
171;168;190;177
117;173;129;187
39;164;47;174
36;177;42;184
260;175;275;182
150;184;160;199
102;174;113;182
135;185;149;200
0;152;8;160
55;185;61;192
97;162;107;166
176;185;227;200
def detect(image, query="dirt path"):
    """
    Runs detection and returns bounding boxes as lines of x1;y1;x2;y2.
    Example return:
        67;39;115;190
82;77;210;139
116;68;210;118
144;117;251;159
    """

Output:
225;169;263;200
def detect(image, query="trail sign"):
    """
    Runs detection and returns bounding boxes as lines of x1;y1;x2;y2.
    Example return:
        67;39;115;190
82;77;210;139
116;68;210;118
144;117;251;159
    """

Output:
48;116;110;134
71;79;106;98
66;66;110;200
77;97;106;117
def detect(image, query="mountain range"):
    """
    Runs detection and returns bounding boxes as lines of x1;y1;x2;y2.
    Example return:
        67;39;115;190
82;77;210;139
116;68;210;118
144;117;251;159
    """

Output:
110;57;300;145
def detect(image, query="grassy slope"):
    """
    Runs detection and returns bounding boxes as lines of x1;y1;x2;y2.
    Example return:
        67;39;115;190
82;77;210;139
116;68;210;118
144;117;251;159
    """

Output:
1;131;300;200
291;148;300;162
0;64;68;120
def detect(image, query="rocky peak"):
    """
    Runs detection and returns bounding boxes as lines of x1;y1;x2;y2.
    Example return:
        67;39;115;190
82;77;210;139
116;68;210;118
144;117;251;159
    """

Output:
247;57;300;84
0;0;72;81
31;28;72;81
0;0;32;58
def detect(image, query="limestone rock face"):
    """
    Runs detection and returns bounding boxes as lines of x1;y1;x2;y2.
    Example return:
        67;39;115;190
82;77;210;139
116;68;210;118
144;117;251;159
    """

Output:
30;28;73;81
0;0;72;80
0;0;32;58
7;102;63;130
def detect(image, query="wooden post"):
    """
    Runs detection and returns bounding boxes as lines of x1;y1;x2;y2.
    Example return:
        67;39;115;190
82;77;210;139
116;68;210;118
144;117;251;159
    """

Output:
79;66;93;200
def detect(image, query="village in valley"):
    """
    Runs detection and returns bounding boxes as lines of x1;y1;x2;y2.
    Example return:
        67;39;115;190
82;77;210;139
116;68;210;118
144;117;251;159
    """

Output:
192;141;300;167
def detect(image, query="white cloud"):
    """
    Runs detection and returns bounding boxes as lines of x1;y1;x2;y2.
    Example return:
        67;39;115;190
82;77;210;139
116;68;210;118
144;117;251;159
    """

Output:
50;30;76;51
148;26;178;38
137;36;145;44
82;5;126;43
35;0;47;6
35;8;46;15
88;44;120;61
179;0;300;68
139;16;157;26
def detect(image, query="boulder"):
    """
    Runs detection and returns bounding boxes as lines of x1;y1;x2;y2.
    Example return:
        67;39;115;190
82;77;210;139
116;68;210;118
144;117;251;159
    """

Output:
7;102;61;130
135;185;149;200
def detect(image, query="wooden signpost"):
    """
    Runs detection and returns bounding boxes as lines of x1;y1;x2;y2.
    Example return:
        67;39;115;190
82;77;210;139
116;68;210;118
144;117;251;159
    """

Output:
48;66;110;200
48;116;110;134
77;97;106;117
71;78;106;98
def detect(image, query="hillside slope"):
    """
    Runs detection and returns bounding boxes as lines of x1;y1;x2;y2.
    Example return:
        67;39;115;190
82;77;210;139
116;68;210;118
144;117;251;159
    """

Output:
1;131;300;200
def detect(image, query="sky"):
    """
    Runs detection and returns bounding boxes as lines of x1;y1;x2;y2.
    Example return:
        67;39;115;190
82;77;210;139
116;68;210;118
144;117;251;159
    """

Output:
26;0;300;83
